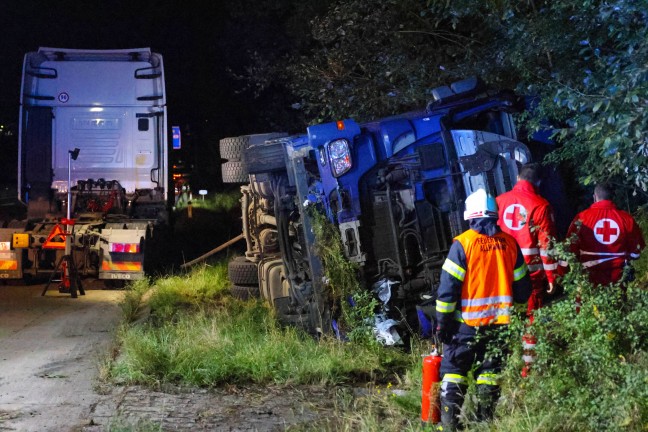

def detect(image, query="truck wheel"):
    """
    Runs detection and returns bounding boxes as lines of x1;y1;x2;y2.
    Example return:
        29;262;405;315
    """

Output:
230;284;260;300
222;161;249;184
245;141;286;174
219;137;249;162
220;133;288;162
228;256;258;285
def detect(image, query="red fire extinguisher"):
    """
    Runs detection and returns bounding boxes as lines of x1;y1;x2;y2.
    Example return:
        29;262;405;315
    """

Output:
421;349;442;424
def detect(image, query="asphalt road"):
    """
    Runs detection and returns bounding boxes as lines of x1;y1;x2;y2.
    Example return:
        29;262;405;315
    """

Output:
0;281;123;431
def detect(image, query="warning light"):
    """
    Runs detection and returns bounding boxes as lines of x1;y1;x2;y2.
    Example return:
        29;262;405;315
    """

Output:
109;243;141;253
336;121;345;130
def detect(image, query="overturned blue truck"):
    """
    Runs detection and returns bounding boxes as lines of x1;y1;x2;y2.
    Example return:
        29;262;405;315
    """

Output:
221;77;541;339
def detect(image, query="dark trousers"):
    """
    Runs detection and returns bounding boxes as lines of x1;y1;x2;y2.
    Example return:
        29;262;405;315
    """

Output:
439;324;506;429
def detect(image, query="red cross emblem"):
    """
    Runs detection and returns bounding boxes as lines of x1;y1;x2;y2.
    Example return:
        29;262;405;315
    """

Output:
593;218;620;244
503;204;527;231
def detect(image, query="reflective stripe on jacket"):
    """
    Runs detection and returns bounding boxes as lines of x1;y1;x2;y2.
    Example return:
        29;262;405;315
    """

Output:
566;200;645;285
436;223;530;327
496;180;559;283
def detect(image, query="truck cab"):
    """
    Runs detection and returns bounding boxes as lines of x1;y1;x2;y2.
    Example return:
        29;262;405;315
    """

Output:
223;77;531;336
0;48;169;284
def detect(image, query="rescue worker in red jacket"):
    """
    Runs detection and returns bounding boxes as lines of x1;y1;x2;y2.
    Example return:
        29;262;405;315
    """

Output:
496;163;558;316
566;182;645;287
436;189;531;430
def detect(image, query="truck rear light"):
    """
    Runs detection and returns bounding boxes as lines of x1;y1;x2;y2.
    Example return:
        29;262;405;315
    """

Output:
109;243;140;253
328;139;352;177
0;242;10;251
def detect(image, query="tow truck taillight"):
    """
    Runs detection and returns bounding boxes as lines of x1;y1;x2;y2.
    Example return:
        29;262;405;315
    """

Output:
109;243;140;253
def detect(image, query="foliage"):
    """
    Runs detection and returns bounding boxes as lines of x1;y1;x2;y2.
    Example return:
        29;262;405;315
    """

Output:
309;209;380;344
491;241;648;431
180;189;241;212
500;1;648;198
630;206;648;283
235;0;648;205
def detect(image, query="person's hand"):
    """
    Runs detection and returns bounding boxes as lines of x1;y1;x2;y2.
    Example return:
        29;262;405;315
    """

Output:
436;324;454;345
546;282;556;295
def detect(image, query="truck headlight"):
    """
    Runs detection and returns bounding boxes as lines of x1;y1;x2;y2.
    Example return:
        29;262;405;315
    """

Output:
328;139;352;177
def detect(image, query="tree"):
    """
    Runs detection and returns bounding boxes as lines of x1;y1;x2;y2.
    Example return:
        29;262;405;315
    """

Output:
236;0;647;203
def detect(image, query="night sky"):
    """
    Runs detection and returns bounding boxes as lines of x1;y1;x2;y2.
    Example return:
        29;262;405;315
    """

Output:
0;0;302;189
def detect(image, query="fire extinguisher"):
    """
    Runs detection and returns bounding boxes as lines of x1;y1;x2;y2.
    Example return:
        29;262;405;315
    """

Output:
421;348;442;425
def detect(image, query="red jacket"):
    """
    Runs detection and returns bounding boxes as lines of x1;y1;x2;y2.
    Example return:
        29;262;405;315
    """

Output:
567;200;645;285
496;180;558;283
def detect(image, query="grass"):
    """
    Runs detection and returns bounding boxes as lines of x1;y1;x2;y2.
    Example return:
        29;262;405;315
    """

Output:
107;210;648;432
175;189;241;212
110;263;415;388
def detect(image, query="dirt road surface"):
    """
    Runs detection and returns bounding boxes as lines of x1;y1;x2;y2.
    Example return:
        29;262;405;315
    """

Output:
0;283;343;432
0;282;123;431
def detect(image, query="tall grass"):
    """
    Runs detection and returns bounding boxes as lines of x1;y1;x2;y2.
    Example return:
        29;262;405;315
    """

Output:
178;189;241;212
308;209;379;344
110;211;648;431
111;263;413;387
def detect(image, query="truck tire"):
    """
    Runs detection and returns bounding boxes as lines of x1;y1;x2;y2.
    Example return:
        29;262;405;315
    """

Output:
219;136;249;162
220;133;288;162
230;284;260;300
228;256;259;285
222;161;249;184
245;141;287;174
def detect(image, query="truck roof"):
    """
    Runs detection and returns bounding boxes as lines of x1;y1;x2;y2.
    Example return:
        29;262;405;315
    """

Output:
34;47;154;62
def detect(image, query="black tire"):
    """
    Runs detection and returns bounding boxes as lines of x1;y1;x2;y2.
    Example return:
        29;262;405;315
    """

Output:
222;161;249;184
228;257;259;285
244;141;287;174
219;136;249;162
230;284;260;300
220;133;288;162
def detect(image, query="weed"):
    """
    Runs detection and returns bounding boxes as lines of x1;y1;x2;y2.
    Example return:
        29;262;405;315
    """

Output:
179;189;241;212
105;417;162;432
111;262;413;387
309;209;379;344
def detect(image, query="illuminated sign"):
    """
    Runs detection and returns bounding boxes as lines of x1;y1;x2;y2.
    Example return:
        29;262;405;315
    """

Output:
172;126;181;150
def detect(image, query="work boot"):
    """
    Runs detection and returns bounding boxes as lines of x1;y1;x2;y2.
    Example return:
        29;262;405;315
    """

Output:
475;383;500;422
439;399;462;431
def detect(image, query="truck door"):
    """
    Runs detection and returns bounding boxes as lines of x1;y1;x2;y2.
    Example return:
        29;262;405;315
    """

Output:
446;130;531;199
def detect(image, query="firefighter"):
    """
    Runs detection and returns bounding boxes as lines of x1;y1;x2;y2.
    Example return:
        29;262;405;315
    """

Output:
436;189;531;430
566;182;645;287
496;163;559;317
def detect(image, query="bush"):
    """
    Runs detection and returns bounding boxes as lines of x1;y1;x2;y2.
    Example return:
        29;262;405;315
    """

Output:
493;243;648;432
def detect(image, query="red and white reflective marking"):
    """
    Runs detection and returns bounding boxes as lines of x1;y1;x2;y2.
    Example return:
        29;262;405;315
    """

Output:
593;218;620;244
503;204;527;231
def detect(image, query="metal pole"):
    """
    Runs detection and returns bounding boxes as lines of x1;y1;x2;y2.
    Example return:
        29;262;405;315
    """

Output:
67;151;72;220
65;151;72;256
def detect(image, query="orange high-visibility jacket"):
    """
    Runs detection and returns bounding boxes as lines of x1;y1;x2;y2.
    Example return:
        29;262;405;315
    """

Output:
436;227;529;327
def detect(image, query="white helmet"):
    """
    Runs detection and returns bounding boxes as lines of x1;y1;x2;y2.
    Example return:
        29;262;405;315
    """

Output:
464;188;498;220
